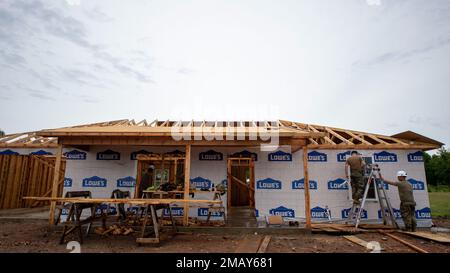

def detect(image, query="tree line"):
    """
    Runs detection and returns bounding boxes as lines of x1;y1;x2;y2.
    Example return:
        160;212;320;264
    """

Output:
424;148;450;190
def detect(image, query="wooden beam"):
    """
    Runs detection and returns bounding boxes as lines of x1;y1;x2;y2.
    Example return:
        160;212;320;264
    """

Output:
302;146;311;230
59;136;306;147
308;125;335;145
183;144;191;226
24;196;221;205
227;158;231;208
346;131;372;145
367;134;390;145
306;144;438;150
308;138;319;145
325;128;353;144
49;143;63;225
343;235;371;249
257;235;272;253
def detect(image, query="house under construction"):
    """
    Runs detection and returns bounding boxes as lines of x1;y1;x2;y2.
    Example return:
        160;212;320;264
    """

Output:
0;119;443;228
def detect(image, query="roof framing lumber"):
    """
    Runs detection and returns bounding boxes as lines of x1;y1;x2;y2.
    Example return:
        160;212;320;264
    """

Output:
0;119;442;151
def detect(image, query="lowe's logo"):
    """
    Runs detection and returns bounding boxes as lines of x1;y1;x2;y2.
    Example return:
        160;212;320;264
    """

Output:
127;206;140;214
268;150;292;162
61;207;70;215
269;206;295;218
337;151;351;162
95;204;117;215
256;178;282;189
291;178;318;190
327;178;348;190
342;208;367;219
374;151;397;162
97;149;120;160
308;151;327;162
82;176;107;187
117;176;136;187
199;150;223;161
0;149;19;155
190;177;212;189
163;207;184;217
311;206;328;219
64;177;72;187
378;208;402;219
407;178;425;191
415;207;431;219
408;151;424;162
64;150;86;160
198;208;223;217
130;149;152;160
221;179;227;187
30;150;53;156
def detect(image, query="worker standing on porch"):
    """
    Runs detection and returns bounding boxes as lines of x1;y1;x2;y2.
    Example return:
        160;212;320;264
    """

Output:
139;165;155;197
345;151;366;205
380;171;417;232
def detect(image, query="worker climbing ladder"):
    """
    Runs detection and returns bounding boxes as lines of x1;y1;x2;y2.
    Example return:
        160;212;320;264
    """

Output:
347;161;399;229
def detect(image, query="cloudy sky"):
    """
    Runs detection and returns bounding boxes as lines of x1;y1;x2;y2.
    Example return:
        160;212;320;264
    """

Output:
0;0;449;148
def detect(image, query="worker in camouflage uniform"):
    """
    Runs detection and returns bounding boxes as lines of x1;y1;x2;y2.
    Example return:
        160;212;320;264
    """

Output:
345;151;366;205
380;171;417;232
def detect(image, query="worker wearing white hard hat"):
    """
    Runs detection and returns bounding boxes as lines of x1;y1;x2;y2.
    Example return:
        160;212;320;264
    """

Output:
379;170;417;232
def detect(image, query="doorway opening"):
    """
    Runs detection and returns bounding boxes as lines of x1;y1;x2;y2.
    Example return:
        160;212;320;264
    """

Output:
227;157;255;208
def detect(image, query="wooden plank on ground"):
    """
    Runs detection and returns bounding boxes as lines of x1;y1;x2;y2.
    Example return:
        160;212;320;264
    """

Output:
257;236;271;253
235;235;263;253
380;232;428;253
400;231;450;244
343;235;370;248
358;224;396;230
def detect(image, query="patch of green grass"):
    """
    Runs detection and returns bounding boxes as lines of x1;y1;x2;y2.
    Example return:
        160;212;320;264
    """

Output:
428;184;450;192
429;192;450;218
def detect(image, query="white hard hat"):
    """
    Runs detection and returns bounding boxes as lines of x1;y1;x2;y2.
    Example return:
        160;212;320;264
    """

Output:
397;170;407;177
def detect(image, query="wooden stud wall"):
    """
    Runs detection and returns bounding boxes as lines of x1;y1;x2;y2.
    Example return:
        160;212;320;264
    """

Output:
0;155;65;209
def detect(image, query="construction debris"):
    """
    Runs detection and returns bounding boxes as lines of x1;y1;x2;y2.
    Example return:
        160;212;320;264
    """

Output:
96;225;134;236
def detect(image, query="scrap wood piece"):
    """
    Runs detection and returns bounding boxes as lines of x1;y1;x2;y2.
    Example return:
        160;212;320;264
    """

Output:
400;231;450;244
234;235;263;253
102;226;115;235
343;235;370;249
380;231;428;253
267;215;283;225
315;227;341;233
257;236;272;253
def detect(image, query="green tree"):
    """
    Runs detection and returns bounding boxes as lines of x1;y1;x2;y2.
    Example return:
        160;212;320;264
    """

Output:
425;148;450;190
0;129;4;137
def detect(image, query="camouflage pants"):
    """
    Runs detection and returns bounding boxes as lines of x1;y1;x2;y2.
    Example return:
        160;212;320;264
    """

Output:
400;203;417;231
350;175;365;203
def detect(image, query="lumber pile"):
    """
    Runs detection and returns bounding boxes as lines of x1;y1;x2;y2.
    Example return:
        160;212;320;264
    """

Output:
95;225;135;236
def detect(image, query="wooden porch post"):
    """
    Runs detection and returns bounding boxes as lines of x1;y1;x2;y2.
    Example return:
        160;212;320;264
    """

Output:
49;143;63;225
183;144;191;226
302;146;311;230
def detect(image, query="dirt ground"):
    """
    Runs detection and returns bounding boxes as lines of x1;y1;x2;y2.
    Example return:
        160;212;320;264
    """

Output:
0;218;449;253
433;217;450;229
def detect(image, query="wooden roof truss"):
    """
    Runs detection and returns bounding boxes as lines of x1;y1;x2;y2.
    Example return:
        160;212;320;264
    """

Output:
0;119;442;150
